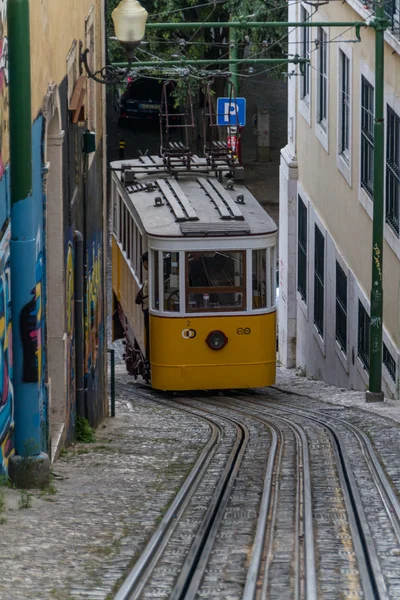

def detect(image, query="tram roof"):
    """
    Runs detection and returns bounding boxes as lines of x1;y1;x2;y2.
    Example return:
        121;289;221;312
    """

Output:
110;156;277;238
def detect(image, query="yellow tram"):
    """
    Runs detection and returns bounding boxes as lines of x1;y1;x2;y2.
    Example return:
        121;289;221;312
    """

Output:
111;155;277;390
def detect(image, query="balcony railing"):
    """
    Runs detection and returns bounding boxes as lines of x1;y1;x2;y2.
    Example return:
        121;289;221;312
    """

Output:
383;0;400;35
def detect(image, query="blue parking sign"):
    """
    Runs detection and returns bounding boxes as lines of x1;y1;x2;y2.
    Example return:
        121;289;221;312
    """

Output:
217;97;246;127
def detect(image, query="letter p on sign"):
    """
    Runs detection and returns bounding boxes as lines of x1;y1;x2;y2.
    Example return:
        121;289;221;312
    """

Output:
216;97;246;127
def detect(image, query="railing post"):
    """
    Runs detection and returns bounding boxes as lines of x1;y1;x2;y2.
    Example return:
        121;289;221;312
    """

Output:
107;348;116;417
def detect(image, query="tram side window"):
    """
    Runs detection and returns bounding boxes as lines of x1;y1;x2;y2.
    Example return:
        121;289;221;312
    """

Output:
186;251;245;312
163;252;180;312
118;194;123;241
268;246;276;308
152;251;159;310
112;185;118;235
252;250;267;309
126;213;131;261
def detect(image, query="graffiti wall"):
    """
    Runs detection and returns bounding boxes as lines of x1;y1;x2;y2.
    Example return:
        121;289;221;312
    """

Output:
0;1;11;475
84;238;104;426
0;225;13;473
65;237;75;443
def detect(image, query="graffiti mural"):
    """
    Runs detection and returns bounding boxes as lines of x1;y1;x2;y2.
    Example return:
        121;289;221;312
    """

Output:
0;0;8;181
65;240;75;440
0;225;14;474
85;242;102;376
20;248;43;384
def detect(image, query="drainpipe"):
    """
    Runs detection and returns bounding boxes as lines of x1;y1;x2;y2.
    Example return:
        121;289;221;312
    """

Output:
8;0;50;486
74;230;85;419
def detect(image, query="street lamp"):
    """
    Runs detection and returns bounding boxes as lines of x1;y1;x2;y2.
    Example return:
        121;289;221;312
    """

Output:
80;0;148;85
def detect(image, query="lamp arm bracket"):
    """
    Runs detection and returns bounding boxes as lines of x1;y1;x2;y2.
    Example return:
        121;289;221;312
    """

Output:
80;47;131;85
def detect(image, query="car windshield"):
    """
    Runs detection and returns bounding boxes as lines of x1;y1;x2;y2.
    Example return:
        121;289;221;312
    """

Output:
126;79;163;102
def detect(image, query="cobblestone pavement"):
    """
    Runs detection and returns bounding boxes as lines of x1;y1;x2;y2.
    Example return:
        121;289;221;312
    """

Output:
1;364;400;599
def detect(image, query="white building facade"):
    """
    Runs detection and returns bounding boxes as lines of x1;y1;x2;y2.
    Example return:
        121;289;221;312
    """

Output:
279;0;400;399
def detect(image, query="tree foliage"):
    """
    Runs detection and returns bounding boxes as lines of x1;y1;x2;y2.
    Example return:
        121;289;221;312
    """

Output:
106;0;288;86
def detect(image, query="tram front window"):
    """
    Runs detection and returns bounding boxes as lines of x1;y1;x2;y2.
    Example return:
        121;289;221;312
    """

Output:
163;252;180;312
186;251;245;312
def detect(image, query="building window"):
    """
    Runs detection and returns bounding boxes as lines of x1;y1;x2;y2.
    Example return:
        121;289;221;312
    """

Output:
335;262;347;354
301;8;311;104
386;105;400;236
297;196;307;303
361;76;374;198
317;28;328;128
383;343;396;382
314;225;325;337
358;300;370;370
339;51;350;159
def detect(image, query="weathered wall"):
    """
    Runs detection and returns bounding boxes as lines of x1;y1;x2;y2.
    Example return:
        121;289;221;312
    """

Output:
1;0;106;473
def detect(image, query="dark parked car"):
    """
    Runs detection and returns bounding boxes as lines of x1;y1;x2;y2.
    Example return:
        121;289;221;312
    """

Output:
118;78;176;127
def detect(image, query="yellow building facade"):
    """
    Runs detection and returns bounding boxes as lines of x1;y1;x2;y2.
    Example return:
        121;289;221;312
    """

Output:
279;1;400;398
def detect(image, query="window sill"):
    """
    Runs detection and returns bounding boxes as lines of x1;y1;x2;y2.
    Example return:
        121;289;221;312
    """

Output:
297;290;309;321
335;339;349;374
313;324;326;357
358;187;400;259
299;97;311;127
356;355;369;386
315;122;329;153
337;153;352;187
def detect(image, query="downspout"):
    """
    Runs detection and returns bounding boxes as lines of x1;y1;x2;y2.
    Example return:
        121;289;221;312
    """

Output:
74;230;85;419
8;0;50;484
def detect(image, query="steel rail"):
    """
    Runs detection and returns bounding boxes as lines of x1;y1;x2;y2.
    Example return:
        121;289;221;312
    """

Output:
114;386;221;600
241;395;389;600
195;396;283;600
214;396;317;600
169;398;249;600
271;389;400;543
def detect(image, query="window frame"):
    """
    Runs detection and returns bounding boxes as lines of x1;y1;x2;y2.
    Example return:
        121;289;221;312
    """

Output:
315;25;329;151
297;195;308;305
185;250;247;313
386;104;400;236
383;342;397;383
335;260;348;356
300;6;311;105
360;75;374;199
313;224;325;339
357;299;370;371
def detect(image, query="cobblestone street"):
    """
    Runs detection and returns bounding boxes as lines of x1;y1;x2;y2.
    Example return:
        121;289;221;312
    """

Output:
1;365;400;599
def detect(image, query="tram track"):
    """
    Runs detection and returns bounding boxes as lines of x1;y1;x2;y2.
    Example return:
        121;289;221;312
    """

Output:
236;392;400;599
114;383;400;599
115;385;252;600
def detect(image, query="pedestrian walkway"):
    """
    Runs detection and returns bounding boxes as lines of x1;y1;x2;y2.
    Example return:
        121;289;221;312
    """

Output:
0;366;399;599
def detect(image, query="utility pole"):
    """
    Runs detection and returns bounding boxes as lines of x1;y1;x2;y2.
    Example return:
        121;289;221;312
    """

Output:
8;0;50;487
366;0;387;402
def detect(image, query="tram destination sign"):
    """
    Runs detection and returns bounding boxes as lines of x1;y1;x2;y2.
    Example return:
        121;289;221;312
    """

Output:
217;97;246;127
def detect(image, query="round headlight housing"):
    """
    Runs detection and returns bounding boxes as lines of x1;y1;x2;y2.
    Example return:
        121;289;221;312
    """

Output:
206;330;228;350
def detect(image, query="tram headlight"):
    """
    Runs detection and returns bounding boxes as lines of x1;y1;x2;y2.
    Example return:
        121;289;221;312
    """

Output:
206;330;228;350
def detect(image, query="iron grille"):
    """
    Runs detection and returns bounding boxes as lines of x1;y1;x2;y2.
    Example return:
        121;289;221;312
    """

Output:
383;343;397;383
301;7;311;102
361;76;374;198
335;262;347;354
358;300;370;371
386;105;400;235
314;225;325;337
318;28;328;127
340;51;350;157
297;196;307;303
